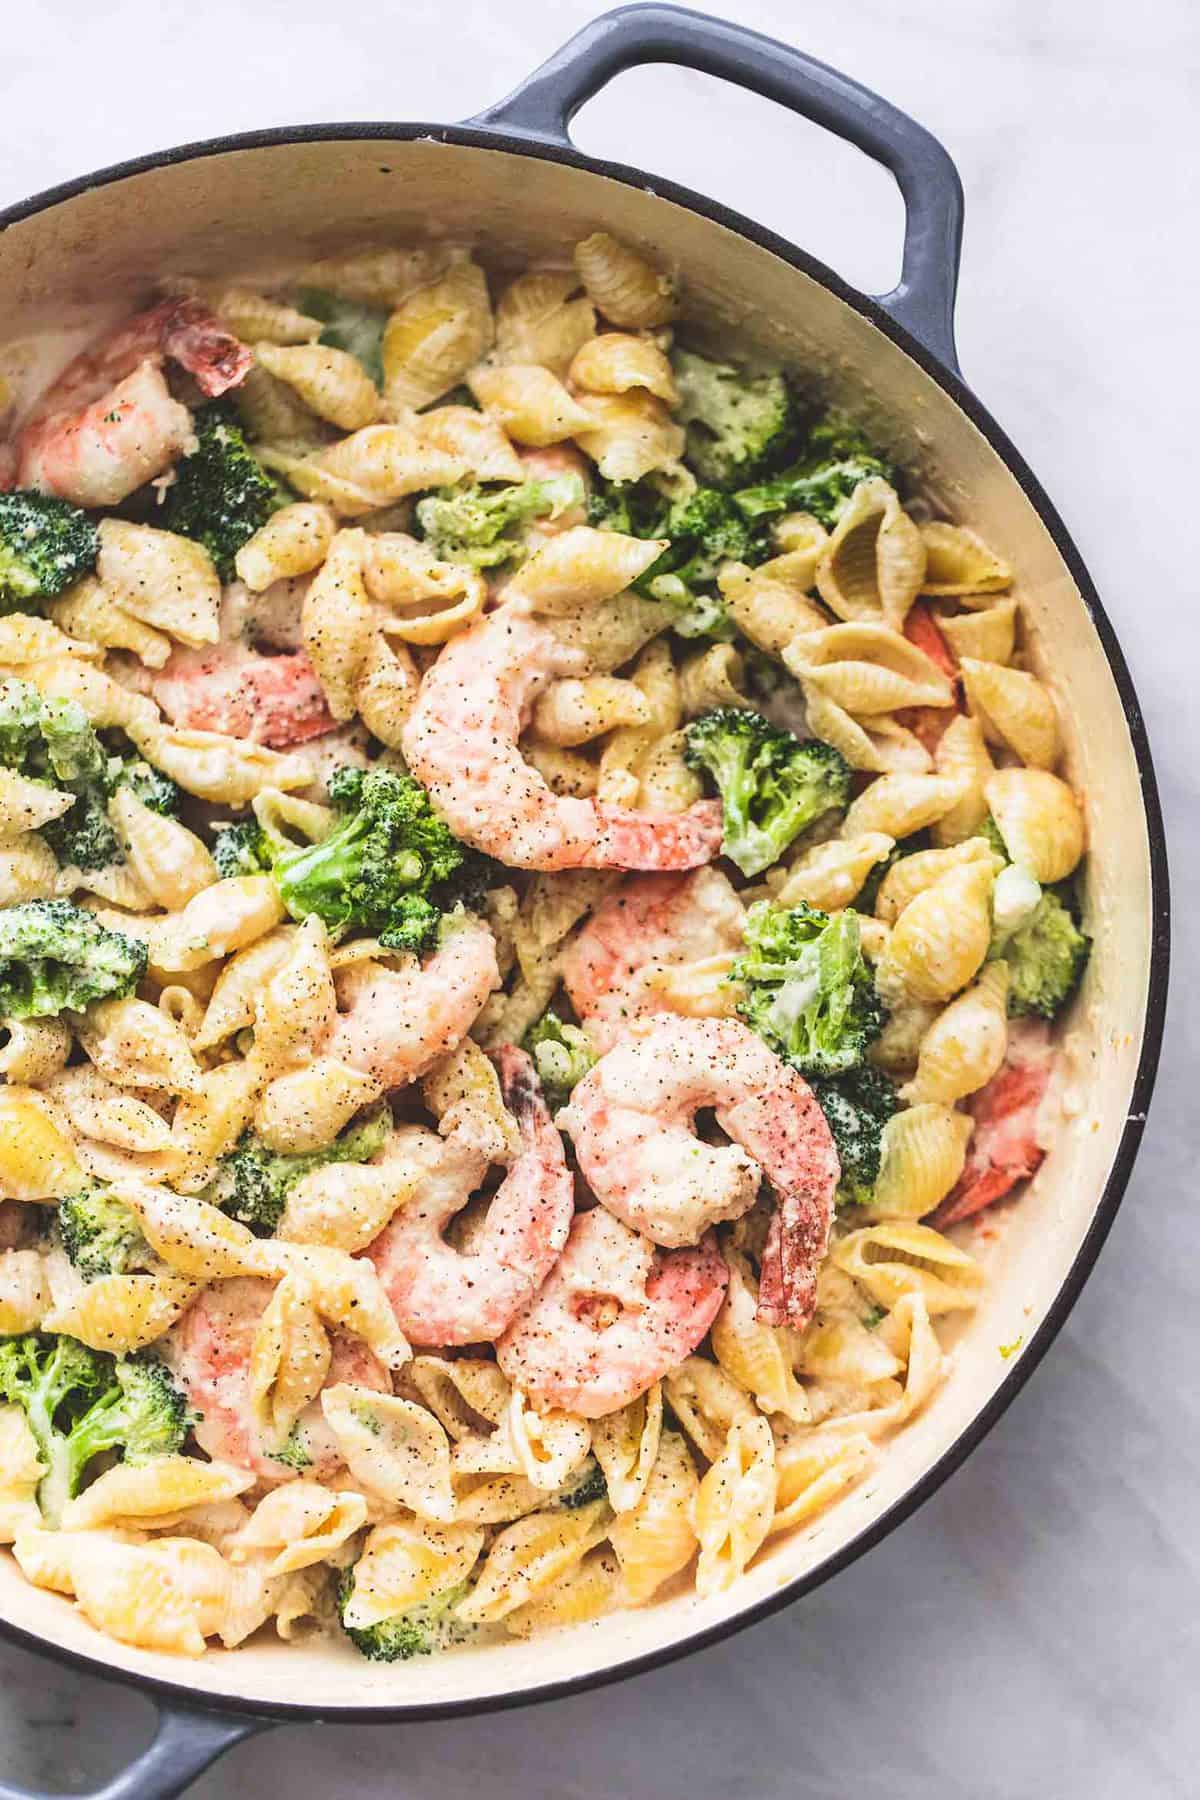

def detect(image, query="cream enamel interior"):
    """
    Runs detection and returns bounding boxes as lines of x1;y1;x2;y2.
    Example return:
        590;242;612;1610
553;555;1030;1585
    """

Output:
0;135;1155;1712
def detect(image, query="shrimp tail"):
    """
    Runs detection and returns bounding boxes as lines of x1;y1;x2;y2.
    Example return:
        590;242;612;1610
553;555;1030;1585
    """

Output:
160;298;253;396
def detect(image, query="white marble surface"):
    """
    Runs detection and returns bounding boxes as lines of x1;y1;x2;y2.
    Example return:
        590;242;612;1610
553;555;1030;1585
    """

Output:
0;0;1196;1794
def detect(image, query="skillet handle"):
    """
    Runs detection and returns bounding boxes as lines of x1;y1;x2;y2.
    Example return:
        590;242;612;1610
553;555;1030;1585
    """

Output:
0;1698;267;1800
468;1;964;372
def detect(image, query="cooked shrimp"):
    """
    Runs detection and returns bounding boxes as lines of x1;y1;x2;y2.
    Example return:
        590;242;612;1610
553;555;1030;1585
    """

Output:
562;867;746;1051
164;1276;389;1484
151;643;335;748
560;1016;839;1329
931;1019;1053;1227
367;1048;574;1347
326;914;500;1088
17;299;252;507
497;1205;728;1419
402;604;722;871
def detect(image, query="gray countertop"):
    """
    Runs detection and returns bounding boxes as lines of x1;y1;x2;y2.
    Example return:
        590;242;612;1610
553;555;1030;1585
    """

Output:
0;1;1195;1794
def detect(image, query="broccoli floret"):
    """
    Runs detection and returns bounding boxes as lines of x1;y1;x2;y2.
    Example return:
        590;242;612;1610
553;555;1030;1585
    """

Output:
0;492;98;614
58;1186;151;1281
0;900;147;1019
587;478;767;639
734;413;895;528
415;474;584;569
295;288;387;386
811;1065;900;1209
162;399;290;580
684;708;851;877
211;819;275;878
735;899;883;1077
586;476;669;538
523;1009;596;1110
557;1457;608;1509
997;887;1090;1020
338;1568;472;1661
671;349;796;488
114;758;180;817
0;1335;190;1525
269;765;478;954
205;1103;390;1234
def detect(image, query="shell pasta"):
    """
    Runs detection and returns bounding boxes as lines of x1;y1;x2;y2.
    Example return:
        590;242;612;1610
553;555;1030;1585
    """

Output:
0;227;1088;1665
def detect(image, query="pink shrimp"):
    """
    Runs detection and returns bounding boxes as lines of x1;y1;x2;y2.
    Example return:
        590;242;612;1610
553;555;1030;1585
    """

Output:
164;1276;390;1484
367;1047;574;1347
560;1016;838;1329
497;1205;728;1419
16;299;252;507
401;603;723;872
562;866;746;1051
151;644;335;748
931;1019;1054;1227
326;914;500;1089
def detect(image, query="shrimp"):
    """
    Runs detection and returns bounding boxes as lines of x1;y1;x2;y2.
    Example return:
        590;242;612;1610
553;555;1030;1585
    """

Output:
560;1016;839;1329
16;298;252;508
151;643;335;748
326;914;500;1088
367;1047;574;1347
931;1019;1054;1227
562;866;746;1051
164;1276;389;1484
401;603;723;871
496;1205;728;1419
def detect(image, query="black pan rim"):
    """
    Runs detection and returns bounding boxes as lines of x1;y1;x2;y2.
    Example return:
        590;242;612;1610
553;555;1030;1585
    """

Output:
0;118;1171;1728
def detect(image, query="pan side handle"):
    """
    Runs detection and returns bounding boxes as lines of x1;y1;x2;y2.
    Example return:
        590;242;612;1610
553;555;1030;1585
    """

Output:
468;2;964;373
0;1698;268;1800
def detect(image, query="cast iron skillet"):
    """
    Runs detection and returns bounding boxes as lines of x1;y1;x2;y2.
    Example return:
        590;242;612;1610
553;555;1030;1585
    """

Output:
0;7;1169;1796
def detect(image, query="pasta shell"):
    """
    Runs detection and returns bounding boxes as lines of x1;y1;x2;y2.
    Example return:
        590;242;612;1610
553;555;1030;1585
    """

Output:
932;713;994;845
985;768;1085;883
834;1220;984;1314
770;1431;874;1534
354;634;422;744
591;1384;663;1513
254;344;379;431
876;859;995;1005
574;233;678;327
0;611;101;665
521;742;598;797
298;243;452;307
109;787;216;909
873;836;1003;924
901;962;1009;1105
772;832;894;912
506;525;666;615
131;725;310;804
49;577;173;669
418;405;524;482
302;527;375;721
468;363;595;446
711;1252;809;1422
842;772;967;840
570;332;678;403
320;1386;450;1521
207;288;322;345
679;644;751;716
457;1499;610;1624
609;1430;699;1604
0;1251;50;1333
785;620;954;713
248;1272;332;1443
77;1000;203;1097
0;767;71;840
96;520;220;649
115;1180;277;1279
663;1356;756;1464
151;876;286;975
935;599;1018;666
815;480;926;630
961;658;1061;769
694;1415;777;1598
255;1058;383;1153
920;521;1012;596
494;270;596;375
0;834;61;904
230;1482;368;1576
573;391;685;483
719;555;828;653
800;684;932;775
870;1001;940;1075
43;1065;171;1154
503;1547;621;1637
381;259;494;412
867;1104;974;1219
235;503;336;591
531;676;650;746
42;1272;198;1351
340;1519;484;1628
505;1391;591;1493
62;1455;251;1531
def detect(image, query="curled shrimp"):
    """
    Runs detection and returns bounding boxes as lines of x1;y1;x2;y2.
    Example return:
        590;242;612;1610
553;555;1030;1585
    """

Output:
164;1276;389;1484
560;1016;839;1329
151;643;335;748
497;1205;728;1419
326;914;500;1089
367;1047;574;1347
401;603;723;872
17;299;252;507
562;866;746;1051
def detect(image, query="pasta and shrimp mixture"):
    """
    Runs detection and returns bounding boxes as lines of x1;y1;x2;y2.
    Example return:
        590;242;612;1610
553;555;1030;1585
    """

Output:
0;234;1088;1660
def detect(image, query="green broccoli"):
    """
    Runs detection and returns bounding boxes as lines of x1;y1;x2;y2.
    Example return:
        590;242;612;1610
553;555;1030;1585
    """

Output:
415;473;584;569
294;288;387;386
58;1186;152;1281
0;492;98;614
684;708;851;876
204;1103;390;1234
523;1009;596;1110
996;887;1090;1020
114;759;180;817
162;399;290;579
0;1335;191;1525
338;1568;473;1661
811;1065;900;1209
587;478;768;639
734;414;895;528
211;819;274;878
269;764;481;954
671;349;796;488
735;899;883;1077
0;900;147;1019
